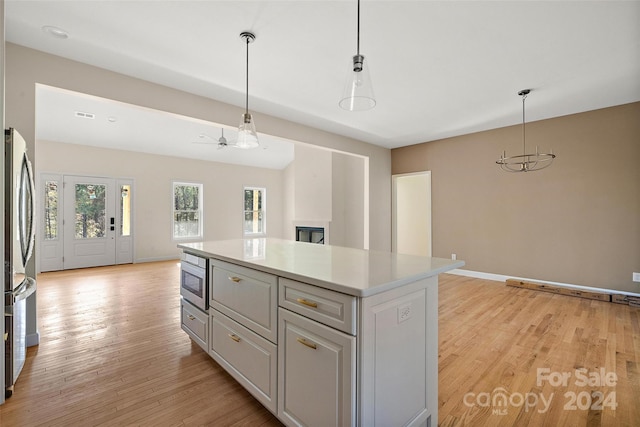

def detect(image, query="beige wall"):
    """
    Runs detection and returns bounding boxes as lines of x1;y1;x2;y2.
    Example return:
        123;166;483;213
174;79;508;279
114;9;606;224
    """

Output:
37;140;284;261
392;102;640;293
4;43;391;252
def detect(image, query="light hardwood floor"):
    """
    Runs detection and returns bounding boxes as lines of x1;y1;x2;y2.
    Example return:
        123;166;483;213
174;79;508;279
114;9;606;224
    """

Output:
0;261;638;426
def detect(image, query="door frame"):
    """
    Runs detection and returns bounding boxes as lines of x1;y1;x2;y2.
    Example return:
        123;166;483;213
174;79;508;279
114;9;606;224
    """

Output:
392;171;432;257
37;172;135;272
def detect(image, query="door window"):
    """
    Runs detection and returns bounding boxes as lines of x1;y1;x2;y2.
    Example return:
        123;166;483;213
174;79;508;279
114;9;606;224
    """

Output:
74;183;106;239
44;180;59;240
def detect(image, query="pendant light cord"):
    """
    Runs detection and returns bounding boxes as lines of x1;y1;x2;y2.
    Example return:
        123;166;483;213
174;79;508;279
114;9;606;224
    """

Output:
356;0;360;55
522;92;527;155
245;36;249;115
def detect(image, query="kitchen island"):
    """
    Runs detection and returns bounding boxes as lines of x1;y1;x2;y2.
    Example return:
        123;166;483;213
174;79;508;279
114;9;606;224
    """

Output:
179;238;463;427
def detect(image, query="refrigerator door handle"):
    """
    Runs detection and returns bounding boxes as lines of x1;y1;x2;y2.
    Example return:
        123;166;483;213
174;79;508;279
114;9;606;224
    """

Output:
18;152;36;267
12;277;36;303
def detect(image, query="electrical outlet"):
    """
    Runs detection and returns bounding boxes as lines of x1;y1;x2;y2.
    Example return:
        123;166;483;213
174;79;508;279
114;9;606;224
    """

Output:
398;303;412;323
451;253;457;260
633;272;640;283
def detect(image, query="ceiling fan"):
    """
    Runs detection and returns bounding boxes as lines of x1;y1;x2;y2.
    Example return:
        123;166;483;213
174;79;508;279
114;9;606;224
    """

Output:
193;128;237;149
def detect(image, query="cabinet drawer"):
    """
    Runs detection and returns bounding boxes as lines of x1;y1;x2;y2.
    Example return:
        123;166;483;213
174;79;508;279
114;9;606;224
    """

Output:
210;259;277;343
279;278;357;335
278;308;356;427
210;310;277;413
181;299;208;352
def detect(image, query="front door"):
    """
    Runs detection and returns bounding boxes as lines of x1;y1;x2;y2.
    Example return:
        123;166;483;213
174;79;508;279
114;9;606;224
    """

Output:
39;174;133;272
63;176;117;269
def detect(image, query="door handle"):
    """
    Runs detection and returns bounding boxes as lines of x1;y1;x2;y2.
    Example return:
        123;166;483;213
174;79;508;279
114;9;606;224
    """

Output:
110;217;115;231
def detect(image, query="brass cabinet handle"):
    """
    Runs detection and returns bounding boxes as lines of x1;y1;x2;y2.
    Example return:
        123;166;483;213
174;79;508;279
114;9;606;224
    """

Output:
228;276;241;283
228;334;241;343
187;315;196;321
296;298;318;308
297;337;317;350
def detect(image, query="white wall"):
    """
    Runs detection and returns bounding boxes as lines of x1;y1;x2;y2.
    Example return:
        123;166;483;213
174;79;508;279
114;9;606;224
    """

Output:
283;144;367;249
332;151;365;249
37;140;284;262
292;144;332;223
282;161;295;241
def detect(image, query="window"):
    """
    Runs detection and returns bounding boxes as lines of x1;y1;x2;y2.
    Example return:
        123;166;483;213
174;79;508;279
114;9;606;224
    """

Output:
120;184;131;237
43;180;59;240
244;187;265;235
173;182;203;239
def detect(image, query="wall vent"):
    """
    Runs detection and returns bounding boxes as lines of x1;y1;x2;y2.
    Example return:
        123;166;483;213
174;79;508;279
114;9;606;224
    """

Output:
75;111;95;119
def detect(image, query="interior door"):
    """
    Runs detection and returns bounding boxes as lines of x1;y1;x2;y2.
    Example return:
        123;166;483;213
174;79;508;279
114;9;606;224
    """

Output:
63;176;117;269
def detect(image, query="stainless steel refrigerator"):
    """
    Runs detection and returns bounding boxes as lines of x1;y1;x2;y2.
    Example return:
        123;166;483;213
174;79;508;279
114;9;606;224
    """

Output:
4;128;37;398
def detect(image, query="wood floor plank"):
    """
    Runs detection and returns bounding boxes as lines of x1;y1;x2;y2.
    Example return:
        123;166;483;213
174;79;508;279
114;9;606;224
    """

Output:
0;262;638;426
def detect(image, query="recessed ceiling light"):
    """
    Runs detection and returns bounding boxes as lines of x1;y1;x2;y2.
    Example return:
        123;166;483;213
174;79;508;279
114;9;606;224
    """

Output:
107;116;117;123
42;25;69;40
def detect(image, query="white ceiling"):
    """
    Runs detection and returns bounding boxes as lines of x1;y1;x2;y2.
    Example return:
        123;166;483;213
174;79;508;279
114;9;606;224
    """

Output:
34;84;296;170
5;1;640;168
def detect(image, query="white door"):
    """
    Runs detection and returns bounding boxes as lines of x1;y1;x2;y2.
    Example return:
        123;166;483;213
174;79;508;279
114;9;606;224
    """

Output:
63;176;117;269
392;172;432;257
39;174;64;271
39;174;134;272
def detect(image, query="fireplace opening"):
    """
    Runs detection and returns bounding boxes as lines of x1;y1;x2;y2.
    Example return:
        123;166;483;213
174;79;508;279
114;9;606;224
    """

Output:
296;226;324;244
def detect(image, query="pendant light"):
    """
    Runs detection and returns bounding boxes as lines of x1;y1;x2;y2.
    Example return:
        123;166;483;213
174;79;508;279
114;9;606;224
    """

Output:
237;31;259;149
496;89;556;172
339;0;376;111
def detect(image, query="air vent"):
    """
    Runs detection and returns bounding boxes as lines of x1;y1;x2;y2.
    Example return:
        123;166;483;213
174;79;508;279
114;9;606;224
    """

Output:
75;111;95;119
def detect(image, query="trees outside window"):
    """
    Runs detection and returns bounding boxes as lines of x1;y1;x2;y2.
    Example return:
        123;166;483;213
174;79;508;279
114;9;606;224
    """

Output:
173;182;203;239
244;187;265;235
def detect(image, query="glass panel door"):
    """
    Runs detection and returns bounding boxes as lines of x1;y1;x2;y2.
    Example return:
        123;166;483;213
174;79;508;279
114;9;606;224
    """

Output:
63;176;116;269
39;174;64;272
74;183;107;239
39;174;134;271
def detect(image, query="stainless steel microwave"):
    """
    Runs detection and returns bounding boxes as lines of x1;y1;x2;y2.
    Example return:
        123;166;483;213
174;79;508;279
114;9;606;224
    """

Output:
180;253;208;312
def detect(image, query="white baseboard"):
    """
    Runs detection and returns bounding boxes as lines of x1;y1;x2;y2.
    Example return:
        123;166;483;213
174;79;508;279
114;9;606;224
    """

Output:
27;331;40;347
448;269;640;297
134;255;181;264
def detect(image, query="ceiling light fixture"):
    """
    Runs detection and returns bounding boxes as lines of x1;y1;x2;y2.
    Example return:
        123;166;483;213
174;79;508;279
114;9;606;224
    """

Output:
42;25;69;39
236;31;259;149
339;0;376;111
496;89;556;172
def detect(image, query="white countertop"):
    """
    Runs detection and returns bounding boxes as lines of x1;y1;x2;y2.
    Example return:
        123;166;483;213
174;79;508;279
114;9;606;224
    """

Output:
179;238;464;297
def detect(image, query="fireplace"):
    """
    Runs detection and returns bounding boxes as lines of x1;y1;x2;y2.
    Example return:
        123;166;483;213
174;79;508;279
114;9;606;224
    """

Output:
296;226;325;244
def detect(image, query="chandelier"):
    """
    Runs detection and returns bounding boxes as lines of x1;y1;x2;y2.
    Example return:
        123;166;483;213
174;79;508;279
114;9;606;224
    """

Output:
496;89;556;172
